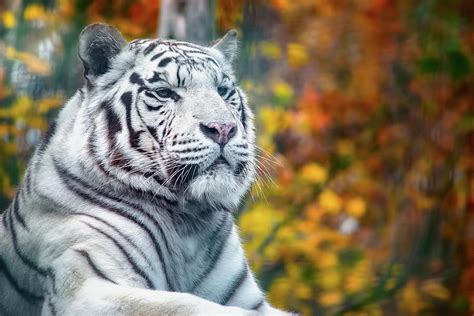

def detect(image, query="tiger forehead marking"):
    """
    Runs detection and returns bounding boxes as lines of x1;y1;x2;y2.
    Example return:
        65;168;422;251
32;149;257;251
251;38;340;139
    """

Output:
131;40;224;89
90;32;256;209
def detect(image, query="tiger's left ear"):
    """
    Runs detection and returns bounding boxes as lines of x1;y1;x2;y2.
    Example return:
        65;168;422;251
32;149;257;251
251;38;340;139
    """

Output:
78;23;127;81
212;30;238;64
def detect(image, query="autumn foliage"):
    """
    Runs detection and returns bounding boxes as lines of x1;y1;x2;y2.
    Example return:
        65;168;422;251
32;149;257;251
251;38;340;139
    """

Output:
0;1;472;315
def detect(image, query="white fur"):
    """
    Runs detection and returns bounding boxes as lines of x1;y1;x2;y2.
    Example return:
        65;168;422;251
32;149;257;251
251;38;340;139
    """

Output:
0;25;291;316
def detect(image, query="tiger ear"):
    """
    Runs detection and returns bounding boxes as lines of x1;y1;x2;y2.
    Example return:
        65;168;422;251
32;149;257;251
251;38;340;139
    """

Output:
211;30;238;64
78;23;127;81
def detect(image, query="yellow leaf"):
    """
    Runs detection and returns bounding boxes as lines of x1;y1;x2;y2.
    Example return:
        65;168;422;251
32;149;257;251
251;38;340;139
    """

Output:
318;252;338;268
421;280;450;301
287;43;309;68
260;107;280;135
2;11;16;29
399;281;428;314
300;163;328;184
58;0;75;18
318;291;342;306
260;41;281;60
4;47;51;76
336;139;354;156
257;134;276;153
346;197;366;218
268;277;291;308
6;47;16;59
38;96;63;113
319;189;342;214
0;124;9;136
239;203;283;250
0;96;33;119
259;106;291;136
345;273;364;293
27;117;47;130
318;270;341;289
272;81;294;105
24;4;47;21
295;284;312;300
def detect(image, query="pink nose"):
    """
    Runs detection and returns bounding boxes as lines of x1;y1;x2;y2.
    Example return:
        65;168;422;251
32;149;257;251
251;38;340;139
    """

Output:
200;122;237;146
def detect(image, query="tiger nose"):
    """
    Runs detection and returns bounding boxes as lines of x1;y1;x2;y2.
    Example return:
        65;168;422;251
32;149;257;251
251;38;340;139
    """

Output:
200;122;237;146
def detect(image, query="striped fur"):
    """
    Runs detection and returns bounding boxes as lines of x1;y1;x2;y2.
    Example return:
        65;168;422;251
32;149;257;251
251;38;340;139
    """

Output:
0;24;290;315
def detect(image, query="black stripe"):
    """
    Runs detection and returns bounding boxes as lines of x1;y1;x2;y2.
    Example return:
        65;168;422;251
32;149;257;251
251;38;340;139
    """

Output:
38;120;57;153
53;161;175;290
76;212;153;267
237;89;247;130
158;57;172;68
75;249;116;283
46;268;58;295
190;213;233;291
24;170;32;195
87;129;174;205
251;299;265;310
100;100;122;148
12;194;28;230
165;120;173;137
144;101;163;111
87;122;177;206
176;66;182;87
8;210;46;276
150;50;166;61
226;89;236;99
87;129;128;186
204;57;219;68
81;221;154;289
121;91;133;108
172;42;206;51
144;90;157;99
130;72;145;86
134;106;164;152
173;147;205;154
0;254;43;303
121;92;146;152
180;49;211;56
143;41;158;55
147;71;168;83
47;297;57;316
2;210;9;230
221;263;248;304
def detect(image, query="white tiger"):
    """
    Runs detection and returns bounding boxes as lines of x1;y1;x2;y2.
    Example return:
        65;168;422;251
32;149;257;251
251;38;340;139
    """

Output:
0;23;292;315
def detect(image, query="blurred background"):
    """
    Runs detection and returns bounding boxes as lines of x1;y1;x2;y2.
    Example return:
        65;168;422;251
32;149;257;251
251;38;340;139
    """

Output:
0;0;472;315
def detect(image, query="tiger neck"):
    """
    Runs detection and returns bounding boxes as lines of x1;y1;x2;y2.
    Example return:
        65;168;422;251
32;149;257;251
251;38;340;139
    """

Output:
168;202;236;291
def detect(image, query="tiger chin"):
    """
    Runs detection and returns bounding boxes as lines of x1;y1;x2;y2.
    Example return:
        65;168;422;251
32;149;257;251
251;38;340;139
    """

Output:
0;23;292;316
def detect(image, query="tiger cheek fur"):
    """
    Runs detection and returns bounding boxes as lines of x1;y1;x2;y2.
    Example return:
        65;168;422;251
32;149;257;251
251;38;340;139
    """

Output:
0;23;290;316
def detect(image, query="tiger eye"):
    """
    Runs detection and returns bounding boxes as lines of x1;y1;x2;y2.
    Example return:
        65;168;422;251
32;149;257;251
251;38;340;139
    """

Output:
156;88;174;98
217;86;228;97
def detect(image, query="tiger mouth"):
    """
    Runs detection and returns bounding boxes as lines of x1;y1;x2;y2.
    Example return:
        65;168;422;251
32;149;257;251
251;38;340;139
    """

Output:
165;155;246;191
208;155;230;169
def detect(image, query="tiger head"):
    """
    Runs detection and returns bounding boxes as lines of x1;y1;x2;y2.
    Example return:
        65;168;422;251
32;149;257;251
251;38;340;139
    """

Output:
77;24;256;209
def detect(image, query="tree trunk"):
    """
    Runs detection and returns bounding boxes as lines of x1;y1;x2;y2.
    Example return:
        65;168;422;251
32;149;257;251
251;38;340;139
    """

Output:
158;0;215;44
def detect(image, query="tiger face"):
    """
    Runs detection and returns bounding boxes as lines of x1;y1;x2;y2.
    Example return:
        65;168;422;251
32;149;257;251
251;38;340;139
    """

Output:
79;24;256;208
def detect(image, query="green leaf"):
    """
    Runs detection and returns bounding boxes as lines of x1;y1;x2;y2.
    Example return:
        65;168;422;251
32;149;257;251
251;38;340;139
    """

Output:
417;56;442;74
447;50;470;79
458;113;474;132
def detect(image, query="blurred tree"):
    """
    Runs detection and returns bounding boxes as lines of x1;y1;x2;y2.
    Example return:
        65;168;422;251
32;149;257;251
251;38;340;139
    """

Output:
158;0;215;44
